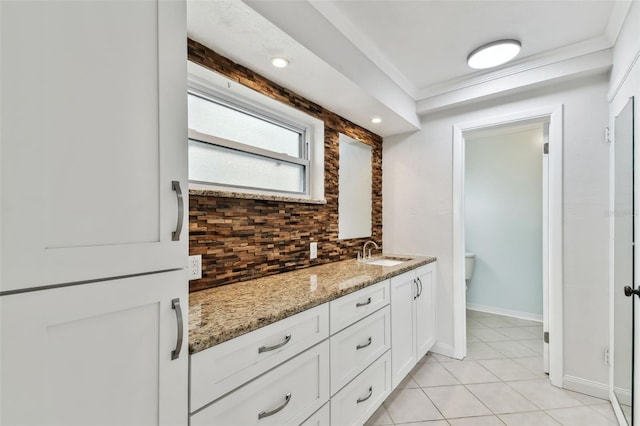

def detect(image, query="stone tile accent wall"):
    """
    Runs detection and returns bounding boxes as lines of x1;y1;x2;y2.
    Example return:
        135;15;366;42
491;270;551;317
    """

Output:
188;39;383;293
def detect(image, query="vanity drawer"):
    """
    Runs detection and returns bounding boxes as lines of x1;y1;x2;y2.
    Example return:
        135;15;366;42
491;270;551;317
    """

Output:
330;350;392;426
330;279;389;334
190;303;329;411
330;305;391;395
191;340;330;426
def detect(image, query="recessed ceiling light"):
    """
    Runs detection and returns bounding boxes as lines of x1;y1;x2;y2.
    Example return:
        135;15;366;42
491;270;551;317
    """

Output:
371;117;382;124
271;57;289;68
467;39;521;69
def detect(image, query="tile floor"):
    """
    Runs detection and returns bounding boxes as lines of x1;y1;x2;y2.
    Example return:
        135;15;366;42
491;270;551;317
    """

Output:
365;310;619;426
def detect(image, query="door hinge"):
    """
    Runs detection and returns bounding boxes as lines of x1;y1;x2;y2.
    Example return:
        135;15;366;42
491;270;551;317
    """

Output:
604;348;610;365
605;127;611;143
543;331;549;343
543;142;549;154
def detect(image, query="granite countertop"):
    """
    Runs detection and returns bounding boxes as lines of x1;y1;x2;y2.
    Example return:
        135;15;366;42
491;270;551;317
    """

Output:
189;255;436;354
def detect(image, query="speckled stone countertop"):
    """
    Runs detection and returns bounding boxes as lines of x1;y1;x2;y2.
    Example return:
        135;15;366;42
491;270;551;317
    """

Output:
189;188;327;205
189;255;436;354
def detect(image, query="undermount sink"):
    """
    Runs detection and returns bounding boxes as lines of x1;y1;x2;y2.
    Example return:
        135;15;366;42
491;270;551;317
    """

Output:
365;256;412;267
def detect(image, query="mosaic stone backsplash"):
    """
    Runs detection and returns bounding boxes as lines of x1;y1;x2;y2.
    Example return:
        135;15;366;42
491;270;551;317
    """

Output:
188;39;383;293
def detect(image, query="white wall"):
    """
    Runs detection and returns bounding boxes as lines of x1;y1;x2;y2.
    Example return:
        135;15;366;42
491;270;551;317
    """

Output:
384;72;610;388
465;127;543;318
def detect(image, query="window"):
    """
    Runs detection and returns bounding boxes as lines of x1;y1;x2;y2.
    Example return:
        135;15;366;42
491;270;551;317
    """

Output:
188;90;310;195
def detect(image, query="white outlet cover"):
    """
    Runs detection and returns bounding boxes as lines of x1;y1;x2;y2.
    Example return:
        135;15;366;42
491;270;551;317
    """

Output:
310;242;318;259
189;255;202;280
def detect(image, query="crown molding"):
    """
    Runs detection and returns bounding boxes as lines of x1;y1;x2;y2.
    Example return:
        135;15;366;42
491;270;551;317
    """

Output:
417;36;611;101
416;48;612;116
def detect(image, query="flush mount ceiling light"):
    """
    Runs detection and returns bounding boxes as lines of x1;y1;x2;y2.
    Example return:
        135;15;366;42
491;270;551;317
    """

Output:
371;117;382;124
467;39;521;69
271;57;290;68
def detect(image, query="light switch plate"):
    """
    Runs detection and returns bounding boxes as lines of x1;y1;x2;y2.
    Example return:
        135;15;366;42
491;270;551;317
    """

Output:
310;242;318;260
189;255;202;280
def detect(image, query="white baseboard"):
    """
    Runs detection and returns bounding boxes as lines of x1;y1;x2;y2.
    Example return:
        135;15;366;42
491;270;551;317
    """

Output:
563;375;609;400
431;341;459;359
467;303;543;322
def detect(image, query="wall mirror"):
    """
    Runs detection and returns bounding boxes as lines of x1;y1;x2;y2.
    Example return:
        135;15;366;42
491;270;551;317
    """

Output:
613;96;634;425
338;133;372;239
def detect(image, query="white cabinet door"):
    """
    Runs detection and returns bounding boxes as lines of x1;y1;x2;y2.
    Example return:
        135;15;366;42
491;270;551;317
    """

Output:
0;0;187;292
416;263;436;358
390;270;417;388
0;270;188;426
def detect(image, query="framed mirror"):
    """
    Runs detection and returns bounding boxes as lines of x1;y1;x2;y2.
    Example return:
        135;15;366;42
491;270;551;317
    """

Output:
613;96;634;425
338;134;372;240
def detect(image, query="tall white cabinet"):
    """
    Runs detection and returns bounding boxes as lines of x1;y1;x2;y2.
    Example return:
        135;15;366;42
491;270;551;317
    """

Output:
390;263;437;388
0;0;188;424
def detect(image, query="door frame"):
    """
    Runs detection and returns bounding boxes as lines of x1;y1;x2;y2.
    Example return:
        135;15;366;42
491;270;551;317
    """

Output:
452;105;564;387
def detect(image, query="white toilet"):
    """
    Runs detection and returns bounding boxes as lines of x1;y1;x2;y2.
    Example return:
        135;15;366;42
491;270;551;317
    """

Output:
465;252;476;290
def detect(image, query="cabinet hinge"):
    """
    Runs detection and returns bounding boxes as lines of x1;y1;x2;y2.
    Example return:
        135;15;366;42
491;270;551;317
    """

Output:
605;127;611;143
543;143;549;155
543;331;549;343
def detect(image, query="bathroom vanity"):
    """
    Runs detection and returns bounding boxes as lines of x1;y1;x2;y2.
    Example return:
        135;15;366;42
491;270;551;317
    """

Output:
188;256;437;425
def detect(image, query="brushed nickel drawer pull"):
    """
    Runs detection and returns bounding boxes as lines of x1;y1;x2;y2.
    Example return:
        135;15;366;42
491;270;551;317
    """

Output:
258;393;291;419
171;181;184;241
356;297;372;307
171;298;183;360
417;277;423;298
357;386;373;403
356;337;372;350
258;334;292;353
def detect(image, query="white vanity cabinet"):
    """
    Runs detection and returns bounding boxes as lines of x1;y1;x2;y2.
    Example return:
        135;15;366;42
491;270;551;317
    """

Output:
0;0;188;292
390;262;437;387
0;270;188;426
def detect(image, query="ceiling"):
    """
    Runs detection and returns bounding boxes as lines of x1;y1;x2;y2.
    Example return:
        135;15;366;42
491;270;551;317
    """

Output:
187;0;631;136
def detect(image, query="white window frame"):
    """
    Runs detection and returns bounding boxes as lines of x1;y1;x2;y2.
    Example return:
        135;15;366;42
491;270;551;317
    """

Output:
187;61;325;201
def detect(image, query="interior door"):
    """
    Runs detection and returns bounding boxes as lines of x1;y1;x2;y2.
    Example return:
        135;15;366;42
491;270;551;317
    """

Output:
613;97;634;425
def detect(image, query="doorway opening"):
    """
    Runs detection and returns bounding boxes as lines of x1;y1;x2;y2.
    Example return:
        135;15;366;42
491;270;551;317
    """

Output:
452;105;564;387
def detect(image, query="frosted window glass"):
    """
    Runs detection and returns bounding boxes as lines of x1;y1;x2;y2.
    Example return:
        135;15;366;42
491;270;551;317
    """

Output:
189;140;304;193
188;94;302;157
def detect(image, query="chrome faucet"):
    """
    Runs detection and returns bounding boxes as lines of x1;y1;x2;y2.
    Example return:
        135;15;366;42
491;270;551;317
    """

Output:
361;240;379;261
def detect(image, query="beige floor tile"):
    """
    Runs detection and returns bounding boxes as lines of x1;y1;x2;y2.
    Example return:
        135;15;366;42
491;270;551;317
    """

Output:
411;362;460;387
497;326;540;340
393;421;449;426
364;405;393;426
507;379;582;409
447;415;505;425
467;310;493;318
475;316;515;328
466;382;538;414
546;405;617;425
478;358;544;381
384;388;444;423
466;342;507;360
504;317;542;327
512;356;545;375
396;373;420;389
423;385;492;419
499;411;560;425
487;340;537;358
468;328;510;342
518;339;544;354
442;360;500;384
467;319;489;330
420;352;440;364
467;335;481;343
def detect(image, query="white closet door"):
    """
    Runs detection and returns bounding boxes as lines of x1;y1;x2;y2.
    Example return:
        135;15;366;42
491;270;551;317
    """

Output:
0;270;188;426
0;0;187;292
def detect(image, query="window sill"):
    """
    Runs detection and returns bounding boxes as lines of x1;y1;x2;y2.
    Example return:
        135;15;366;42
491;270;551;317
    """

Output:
188;188;327;205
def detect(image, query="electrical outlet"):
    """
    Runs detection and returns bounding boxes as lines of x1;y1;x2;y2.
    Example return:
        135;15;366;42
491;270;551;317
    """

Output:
189;255;202;280
310;242;318;260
